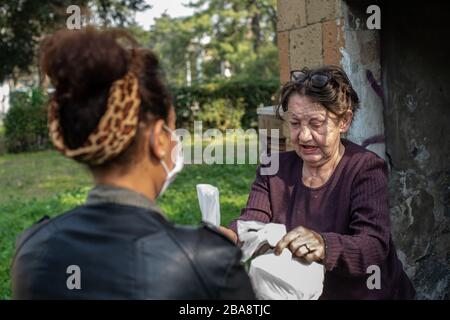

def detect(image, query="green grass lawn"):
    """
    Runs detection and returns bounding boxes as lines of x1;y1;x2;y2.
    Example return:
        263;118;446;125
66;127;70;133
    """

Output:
0;139;258;299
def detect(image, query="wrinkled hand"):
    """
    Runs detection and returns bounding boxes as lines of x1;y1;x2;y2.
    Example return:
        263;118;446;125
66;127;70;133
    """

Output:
275;226;325;264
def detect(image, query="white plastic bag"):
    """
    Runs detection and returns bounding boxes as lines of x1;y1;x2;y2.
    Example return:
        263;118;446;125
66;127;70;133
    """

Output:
196;184;220;226
249;249;324;300
237;220;286;262
237;220;324;300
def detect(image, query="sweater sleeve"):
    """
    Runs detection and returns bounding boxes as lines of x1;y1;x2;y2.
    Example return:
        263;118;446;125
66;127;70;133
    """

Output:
320;155;391;277
228;165;273;234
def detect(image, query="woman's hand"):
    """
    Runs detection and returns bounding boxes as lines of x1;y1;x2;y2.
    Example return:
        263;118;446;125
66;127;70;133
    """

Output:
218;226;238;244
275;226;325;263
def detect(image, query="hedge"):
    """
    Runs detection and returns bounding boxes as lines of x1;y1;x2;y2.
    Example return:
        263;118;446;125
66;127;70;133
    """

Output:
170;77;280;130
3;78;280;154
4;88;50;153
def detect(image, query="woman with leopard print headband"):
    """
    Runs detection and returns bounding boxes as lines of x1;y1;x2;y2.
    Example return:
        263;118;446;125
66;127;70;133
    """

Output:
11;27;255;300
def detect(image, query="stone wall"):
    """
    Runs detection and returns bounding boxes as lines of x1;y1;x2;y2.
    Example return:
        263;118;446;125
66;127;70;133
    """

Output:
277;0;347;150
277;0;344;83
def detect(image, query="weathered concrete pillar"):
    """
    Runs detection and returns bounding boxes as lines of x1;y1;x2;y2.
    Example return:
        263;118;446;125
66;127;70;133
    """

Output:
381;1;450;299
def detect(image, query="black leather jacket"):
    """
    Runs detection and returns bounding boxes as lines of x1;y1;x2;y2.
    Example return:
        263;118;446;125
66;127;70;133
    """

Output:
11;185;255;299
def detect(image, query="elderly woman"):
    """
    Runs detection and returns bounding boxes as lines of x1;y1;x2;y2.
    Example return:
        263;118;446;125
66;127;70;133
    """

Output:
12;27;254;299
221;65;415;299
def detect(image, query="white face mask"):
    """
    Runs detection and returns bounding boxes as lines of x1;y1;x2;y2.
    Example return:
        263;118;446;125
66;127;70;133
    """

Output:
158;125;184;197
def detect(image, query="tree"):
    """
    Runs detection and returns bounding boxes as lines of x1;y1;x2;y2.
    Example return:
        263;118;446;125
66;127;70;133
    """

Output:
140;0;278;86
145;13;198;86
185;0;278;77
0;0;150;82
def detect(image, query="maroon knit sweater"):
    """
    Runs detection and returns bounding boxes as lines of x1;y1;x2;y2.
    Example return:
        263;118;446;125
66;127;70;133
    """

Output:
230;139;415;299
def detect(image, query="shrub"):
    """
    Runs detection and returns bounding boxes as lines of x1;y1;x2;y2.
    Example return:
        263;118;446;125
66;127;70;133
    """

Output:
171;77;279;130
3;78;280;153
197;98;245;131
4;87;50;153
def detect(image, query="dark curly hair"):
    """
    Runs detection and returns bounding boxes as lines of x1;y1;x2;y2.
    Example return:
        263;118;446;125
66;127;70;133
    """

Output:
277;65;360;119
39;27;172;168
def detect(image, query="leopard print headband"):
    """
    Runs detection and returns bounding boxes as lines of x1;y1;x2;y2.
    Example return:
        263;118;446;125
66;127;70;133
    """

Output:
48;71;141;165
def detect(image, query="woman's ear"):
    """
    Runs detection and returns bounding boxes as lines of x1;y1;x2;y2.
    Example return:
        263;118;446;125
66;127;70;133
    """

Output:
339;110;353;133
147;119;169;160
